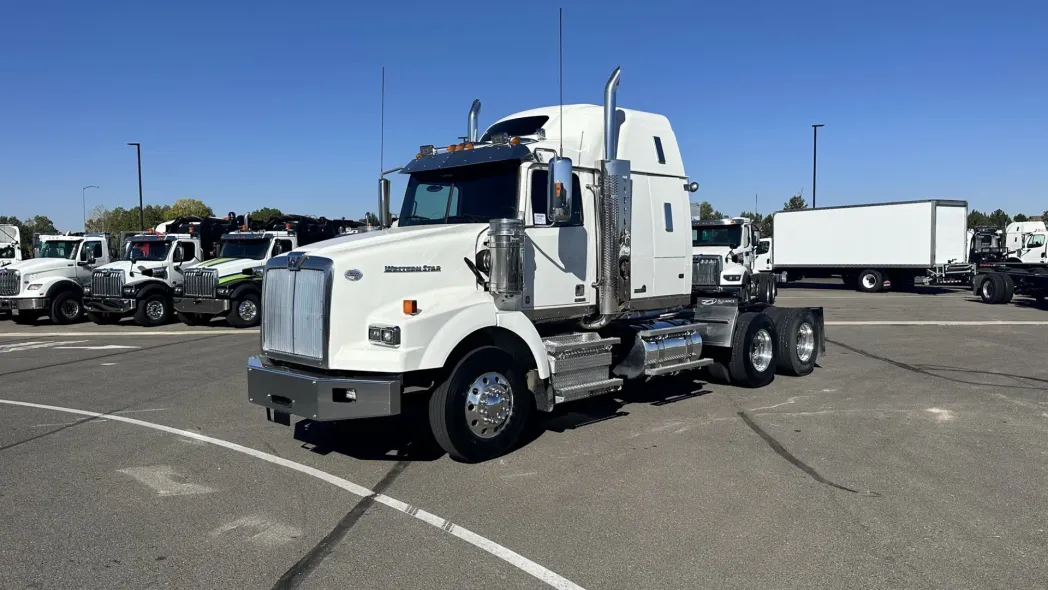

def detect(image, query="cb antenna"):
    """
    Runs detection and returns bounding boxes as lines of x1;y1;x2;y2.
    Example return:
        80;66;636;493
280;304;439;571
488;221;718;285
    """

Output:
559;7;563;156
380;66;385;175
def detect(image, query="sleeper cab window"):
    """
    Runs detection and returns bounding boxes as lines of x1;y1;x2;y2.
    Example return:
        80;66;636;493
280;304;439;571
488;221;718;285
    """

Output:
653;136;666;164
529;169;583;226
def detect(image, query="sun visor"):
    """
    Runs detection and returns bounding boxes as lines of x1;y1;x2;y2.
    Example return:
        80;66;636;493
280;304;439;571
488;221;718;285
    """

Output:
401;143;530;174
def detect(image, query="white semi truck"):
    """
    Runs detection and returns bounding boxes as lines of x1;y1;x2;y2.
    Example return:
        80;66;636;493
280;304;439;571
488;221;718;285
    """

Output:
246;68;825;462
83;215;241;326
0;233;112;324
769;200;971;292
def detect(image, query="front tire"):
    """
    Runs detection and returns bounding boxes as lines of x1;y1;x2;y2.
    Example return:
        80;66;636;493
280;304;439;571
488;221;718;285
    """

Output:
428;346;532;462
227;292;261;328
50;291;84;324
979;274;1005;304
134;293;172;326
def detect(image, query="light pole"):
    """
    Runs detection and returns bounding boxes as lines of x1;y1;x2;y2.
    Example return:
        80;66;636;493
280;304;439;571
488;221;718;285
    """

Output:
811;124;824;208
82;185;99;232
127;142;144;231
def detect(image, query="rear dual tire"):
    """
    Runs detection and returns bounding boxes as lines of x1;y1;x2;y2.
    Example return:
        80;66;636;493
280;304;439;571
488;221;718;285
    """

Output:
978;273;1014;304
707;312;777;388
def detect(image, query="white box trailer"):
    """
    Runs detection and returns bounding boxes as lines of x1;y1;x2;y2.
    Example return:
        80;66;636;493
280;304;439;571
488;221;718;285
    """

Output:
770;199;970;292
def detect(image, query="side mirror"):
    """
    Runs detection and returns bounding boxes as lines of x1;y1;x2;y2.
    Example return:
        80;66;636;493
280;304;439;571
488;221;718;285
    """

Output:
546;156;574;224
378;178;392;228
173;246;184;263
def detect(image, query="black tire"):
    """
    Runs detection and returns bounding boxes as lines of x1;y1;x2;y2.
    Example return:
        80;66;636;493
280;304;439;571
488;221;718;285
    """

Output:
999;273;1014;304
176;311;210;326
726;311;777;388
227;292;261;328
428;346;532;462
857;269;883;293
736;275;752;305
773;308;820;376
49;291;84;325
86;311;120;325
12;312;40;325
979;273;1004;304
133;292;172;326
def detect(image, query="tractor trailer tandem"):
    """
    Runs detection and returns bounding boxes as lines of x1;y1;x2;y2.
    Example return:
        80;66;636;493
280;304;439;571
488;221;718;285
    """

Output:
771;199;970;292
246;67;825;462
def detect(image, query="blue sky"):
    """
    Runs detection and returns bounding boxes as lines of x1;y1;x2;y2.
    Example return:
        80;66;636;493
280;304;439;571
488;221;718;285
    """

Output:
2;0;1046;231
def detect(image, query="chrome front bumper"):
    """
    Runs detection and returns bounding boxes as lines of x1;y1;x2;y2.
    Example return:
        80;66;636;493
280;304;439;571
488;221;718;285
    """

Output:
0;297;48;311
246;356;402;421
173;297;229;315
83;296;135;313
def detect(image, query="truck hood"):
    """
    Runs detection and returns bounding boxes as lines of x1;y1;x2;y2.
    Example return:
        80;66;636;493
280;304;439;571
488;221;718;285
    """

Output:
192;257;264;278
4;257;76;275
295;223;486;257
94;260;167;279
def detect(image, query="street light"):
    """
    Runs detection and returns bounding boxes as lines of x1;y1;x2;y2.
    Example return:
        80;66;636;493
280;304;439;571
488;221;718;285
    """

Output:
127;142;144;231
811;124;824;208
82;185;99;232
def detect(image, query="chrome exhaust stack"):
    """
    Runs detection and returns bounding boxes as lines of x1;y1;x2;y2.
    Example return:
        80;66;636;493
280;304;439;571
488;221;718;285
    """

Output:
467;99;482;142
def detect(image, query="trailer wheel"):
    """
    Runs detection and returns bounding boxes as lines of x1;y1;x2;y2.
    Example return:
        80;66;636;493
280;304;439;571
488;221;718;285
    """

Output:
857;269;883;293
726;312;776;388
429;346;532;462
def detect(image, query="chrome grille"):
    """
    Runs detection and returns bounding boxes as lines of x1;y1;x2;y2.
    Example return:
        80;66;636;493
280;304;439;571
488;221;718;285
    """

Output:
183;268;217;298
262;267;327;361
693;256;723;287
91;270;125;297
0;269;19;296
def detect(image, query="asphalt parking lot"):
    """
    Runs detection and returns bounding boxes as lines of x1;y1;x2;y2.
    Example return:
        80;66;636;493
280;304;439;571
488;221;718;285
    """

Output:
2;281;1047;590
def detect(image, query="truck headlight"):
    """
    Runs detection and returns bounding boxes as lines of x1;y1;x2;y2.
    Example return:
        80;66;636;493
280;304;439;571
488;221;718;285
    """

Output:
723;274;742;282
27;283;42;291
173;286;183;296
122;285;136;296
83;286;92;295
216;286;231;297
368;325;401;346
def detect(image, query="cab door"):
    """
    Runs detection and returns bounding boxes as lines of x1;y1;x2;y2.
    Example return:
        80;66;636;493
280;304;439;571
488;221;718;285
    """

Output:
522;165;595;312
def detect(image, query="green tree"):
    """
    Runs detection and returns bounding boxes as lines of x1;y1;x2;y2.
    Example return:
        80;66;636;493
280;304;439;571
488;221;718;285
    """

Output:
1013;213;1029;222
967;209;991;228
739;210;773;238
695;201;724;221
249;207;283;224
783;193;807;210
362;212;379;226
988;209;1011;230
169;198;214;219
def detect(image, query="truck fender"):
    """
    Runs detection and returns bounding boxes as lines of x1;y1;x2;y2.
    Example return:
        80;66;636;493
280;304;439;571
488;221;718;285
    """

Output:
44;278;83;300
229;280;261;301
136;281;171;299
416;305;550;380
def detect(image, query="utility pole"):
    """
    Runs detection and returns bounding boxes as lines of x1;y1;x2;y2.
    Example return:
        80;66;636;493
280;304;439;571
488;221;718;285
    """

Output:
127;142;144;231
82;185;99;232
811;124;824;208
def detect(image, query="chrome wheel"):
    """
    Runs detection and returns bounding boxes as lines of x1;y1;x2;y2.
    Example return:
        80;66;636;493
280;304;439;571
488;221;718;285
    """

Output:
145;300;165;321
60;299;80;319
861;273;877;290
464;371;513;439
238;299;258;322
750;329;773;373
981;281;993;298
796;322;815;362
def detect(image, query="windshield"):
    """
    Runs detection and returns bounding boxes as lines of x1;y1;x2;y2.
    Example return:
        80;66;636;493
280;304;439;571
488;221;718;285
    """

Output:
0;245;15;259
398;160;520;227
128;240;171;262
220;238;270;260
692;225;743;248
39;240;81;259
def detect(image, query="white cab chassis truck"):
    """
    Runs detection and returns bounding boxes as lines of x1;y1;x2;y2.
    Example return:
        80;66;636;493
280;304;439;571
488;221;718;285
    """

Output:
84;215;241;326
691;217;779;305
771;200;970;292
174;215;356;327
0;233;112;324
246;68;825;462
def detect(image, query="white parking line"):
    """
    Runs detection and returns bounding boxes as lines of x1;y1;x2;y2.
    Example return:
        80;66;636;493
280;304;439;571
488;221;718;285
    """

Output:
0;399;585;590
0;330;257;337
0;340;89;353
826;320;1048;326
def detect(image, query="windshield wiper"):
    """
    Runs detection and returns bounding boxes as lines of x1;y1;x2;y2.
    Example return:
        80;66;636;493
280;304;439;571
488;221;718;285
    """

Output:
447;214;489;223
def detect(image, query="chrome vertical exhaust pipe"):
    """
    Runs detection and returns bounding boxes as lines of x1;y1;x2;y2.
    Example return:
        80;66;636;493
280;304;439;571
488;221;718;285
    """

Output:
467;99;481;142
603;67;621;159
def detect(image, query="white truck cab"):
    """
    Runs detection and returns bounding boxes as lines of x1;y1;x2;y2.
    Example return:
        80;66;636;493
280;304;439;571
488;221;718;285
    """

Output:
1004;221;1048;264
691;217;776;304
246;68;824;462
84;215;241;326
0;225;21;268
174;215;356;327
0;233;111;324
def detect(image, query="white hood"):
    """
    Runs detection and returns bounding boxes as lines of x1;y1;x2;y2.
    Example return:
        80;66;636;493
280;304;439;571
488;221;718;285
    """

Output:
94;259;169;285
189;257;264;278
692;245;732;258
4;257;76;275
